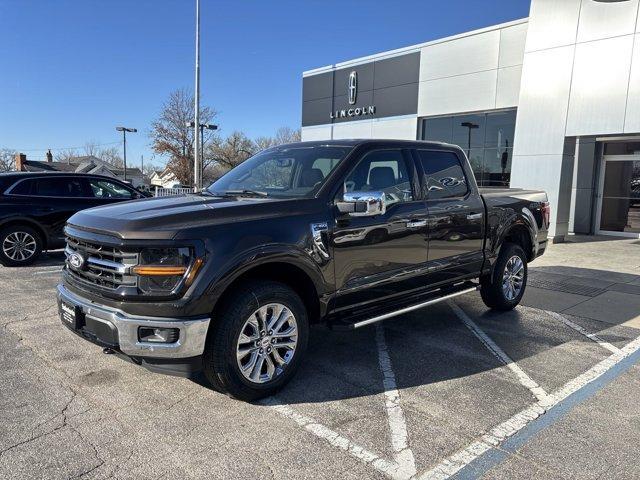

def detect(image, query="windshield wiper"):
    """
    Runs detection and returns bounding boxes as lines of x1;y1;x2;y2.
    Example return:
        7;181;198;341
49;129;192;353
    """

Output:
219;189;269;197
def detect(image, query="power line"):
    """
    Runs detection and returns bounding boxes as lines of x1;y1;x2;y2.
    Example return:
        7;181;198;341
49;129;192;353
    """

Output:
9;141;121;152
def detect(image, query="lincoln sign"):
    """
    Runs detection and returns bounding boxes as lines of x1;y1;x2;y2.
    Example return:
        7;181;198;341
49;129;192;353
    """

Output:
330;105;376;120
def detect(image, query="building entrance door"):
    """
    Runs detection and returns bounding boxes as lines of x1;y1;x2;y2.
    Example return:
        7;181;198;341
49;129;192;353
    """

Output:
596;153;640;238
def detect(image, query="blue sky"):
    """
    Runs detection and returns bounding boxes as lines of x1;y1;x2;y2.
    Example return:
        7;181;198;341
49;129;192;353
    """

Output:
0;0;531;169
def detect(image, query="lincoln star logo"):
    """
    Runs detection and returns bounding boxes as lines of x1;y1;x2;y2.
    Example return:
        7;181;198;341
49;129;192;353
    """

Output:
329;69;376;120
348;71;357;105
68;252;85;270
329;70;376;120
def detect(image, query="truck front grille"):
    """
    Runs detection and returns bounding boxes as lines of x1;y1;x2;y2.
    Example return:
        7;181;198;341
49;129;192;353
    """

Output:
64;234;138;291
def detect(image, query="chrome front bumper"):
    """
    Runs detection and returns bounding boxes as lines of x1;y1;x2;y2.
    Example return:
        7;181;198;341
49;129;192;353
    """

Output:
57;284;210;359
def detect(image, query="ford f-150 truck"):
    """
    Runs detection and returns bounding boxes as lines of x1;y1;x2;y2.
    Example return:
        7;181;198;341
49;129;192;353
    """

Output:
57;140;549;401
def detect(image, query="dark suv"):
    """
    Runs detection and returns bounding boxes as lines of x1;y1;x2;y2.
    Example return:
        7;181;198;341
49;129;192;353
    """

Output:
0;172;145;266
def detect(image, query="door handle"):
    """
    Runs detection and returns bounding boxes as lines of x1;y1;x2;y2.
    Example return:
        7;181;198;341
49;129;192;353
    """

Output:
406;219;427;228
466;213;483;220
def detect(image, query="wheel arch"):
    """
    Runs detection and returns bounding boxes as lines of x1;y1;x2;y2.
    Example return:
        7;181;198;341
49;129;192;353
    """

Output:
207;252;328;325
502;223;535;262
0;218;49;249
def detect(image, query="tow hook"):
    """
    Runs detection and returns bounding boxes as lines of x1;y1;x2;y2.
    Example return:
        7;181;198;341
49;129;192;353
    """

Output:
102;347;116;355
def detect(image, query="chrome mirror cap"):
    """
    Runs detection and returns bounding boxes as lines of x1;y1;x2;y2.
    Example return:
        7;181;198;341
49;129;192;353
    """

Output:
336;191;386;217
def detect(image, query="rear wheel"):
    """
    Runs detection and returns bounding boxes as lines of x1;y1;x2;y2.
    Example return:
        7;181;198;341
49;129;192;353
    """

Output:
480;242;527;311
0;225;42;266
203;280;309;401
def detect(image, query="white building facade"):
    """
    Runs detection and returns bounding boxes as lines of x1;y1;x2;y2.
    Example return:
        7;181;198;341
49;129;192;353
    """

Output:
301;0;640;241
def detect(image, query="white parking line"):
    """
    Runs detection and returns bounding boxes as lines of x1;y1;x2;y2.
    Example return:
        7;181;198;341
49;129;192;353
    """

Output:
264;399;411;480
33;268;62;275
263;324;417;480
448;301;552;405
266;302;636;480
542;309;621;354
419;332;640;480
375;324;417;478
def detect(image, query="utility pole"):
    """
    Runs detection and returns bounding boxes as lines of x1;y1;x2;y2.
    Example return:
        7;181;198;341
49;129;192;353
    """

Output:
141;155;144;178
116;126;137;182
193;0;201;190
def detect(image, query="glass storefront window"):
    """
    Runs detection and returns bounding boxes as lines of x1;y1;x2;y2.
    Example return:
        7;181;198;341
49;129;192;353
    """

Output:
603;142;640;156
485;110;516;149
422;116;453;144
482;148;512;187
599;160;640;234
451;114;486;149
467;148;484;184
420;109;517;187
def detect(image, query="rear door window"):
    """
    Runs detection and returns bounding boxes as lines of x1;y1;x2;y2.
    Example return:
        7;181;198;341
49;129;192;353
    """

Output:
33;177;87;197
415;150;468;199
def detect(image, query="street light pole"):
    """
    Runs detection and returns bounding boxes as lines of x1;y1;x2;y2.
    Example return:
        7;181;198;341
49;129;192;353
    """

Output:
116;126;137;182
460;121;479;159
187;122;217;185
193;0;201;190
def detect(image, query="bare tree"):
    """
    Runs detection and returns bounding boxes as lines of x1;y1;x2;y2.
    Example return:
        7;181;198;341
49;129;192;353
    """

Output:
273;126;301;145
142;163;159;177
98;146;124;168
55;148;80;164
150;88;217;185
203;162;227;185
252;127;301;154
252;136;276;153
83;140;100;157
208;131;254;170
0;149;16;172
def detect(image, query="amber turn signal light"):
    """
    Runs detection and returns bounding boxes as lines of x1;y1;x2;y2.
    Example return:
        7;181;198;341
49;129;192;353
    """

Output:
184;258;204;286
132;265;188;276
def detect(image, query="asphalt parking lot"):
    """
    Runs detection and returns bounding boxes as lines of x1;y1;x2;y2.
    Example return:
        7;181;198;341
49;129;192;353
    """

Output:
1;236;640;479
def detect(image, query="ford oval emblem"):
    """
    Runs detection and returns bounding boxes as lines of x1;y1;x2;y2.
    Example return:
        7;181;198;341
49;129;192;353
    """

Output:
68;252;85;270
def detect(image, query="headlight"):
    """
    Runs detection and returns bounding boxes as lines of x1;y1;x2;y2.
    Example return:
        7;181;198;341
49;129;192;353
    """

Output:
133;247;203;295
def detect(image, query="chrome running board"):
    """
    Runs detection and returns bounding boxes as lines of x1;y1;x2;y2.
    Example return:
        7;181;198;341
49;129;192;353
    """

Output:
349;285;479;329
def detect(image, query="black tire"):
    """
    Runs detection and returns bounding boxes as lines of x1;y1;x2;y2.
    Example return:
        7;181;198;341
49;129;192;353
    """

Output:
0;225;43;267
203;280;309;402
480;242;528;311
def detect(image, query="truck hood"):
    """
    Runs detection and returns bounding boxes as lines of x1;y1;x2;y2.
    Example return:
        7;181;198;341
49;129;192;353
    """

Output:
67;194;299;240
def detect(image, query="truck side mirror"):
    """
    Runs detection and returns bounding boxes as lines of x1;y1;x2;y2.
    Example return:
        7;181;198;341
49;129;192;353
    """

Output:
336;191;386;217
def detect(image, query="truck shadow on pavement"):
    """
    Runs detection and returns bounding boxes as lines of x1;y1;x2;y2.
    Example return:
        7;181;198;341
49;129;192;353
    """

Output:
258;265;640;405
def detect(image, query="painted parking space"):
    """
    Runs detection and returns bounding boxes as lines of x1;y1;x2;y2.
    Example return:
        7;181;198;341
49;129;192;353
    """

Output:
1;259;640;479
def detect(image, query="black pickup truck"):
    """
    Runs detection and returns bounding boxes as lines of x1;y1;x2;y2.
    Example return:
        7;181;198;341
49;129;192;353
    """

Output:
57;140;549;401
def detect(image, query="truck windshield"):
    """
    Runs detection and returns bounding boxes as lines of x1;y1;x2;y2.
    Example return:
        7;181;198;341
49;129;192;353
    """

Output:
207;145;353;198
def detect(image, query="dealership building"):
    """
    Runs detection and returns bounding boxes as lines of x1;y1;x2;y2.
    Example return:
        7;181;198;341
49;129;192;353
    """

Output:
301;0;640;241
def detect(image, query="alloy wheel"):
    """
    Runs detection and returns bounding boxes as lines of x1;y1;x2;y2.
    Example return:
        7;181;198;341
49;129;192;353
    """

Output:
2;231;37;262
236;303;298;384
502;255;524;301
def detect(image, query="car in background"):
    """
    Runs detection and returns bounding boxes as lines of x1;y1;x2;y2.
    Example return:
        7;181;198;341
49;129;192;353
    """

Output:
0;172;146;266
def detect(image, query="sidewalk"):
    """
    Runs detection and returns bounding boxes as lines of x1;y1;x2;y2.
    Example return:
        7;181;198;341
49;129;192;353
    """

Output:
523;235;640;329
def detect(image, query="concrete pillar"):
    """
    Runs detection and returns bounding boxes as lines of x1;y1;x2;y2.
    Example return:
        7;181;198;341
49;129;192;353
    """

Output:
509;43;577;242
569;137;600;234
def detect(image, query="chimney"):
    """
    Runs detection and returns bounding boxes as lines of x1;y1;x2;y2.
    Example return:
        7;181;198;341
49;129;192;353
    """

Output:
46;149;53;163
15;153;27;172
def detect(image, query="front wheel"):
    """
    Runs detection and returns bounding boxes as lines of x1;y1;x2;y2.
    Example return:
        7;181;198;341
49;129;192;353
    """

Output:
203;280;309;401
480;242;527;311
